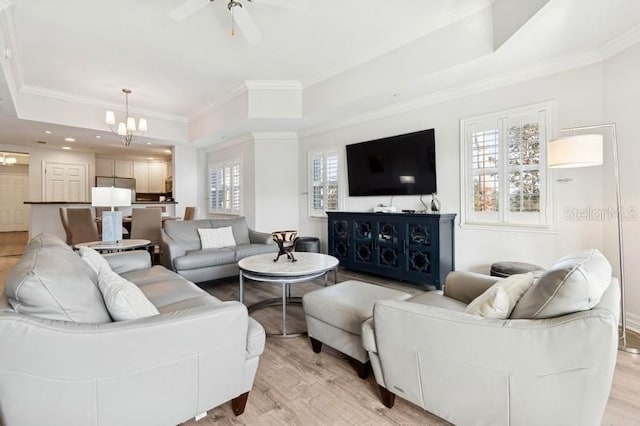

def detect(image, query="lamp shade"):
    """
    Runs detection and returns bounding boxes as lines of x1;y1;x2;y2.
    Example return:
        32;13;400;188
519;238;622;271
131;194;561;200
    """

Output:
105;110;115;125
126;117;137;132
91;187;113;207
91;187;132;207
111;188;132;207
548;134;603;168
138;118;148;132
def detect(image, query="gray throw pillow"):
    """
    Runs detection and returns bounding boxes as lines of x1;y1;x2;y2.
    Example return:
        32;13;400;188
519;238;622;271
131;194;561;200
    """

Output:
510;249;612;319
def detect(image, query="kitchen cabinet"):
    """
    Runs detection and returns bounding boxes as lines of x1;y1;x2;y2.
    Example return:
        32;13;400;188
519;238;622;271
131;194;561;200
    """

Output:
148;162;165;193
327;212;456;290
133;162;148;193
95;158;114;177
96;158;133;178
134;161;166;193
114;160;133;178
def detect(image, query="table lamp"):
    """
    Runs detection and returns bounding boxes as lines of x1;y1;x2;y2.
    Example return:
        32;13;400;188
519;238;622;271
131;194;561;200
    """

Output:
91;187;132;243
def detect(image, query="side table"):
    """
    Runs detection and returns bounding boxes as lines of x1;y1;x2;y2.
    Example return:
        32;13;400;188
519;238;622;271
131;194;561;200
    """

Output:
74;239;151;253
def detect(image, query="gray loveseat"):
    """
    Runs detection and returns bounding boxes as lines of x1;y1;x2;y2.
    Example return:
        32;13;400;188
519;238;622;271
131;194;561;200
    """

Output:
0;233;265;426
161;216;276;283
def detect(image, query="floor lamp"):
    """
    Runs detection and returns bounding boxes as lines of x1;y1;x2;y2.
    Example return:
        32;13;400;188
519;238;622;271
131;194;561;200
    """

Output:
548;123;639;354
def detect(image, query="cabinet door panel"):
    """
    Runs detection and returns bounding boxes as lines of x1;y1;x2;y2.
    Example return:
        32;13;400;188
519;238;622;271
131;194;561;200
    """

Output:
404;248;433;283
133;162;148;193
374;220;403;278
329;219;350;265
96;159;114;177
351;219;374;268
402;221;435;284
114;160;133;178
148;162;166;193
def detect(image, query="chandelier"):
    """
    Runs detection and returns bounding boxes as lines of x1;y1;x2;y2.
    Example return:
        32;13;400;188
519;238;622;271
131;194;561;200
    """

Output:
0;152;17;166
105;88;147;146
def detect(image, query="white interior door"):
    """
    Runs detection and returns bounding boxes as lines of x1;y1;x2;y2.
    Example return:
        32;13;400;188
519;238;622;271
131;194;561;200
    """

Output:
0;173;30;232
43;162;88;201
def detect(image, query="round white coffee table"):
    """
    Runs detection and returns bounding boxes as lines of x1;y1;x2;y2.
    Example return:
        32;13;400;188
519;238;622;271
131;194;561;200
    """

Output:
74;239;151;253
238;252;339;337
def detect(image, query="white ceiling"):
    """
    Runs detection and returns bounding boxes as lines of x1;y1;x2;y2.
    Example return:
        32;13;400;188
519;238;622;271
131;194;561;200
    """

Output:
1;0;640;157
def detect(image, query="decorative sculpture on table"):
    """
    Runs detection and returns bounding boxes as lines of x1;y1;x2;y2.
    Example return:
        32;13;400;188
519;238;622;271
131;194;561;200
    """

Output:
272;230;298;262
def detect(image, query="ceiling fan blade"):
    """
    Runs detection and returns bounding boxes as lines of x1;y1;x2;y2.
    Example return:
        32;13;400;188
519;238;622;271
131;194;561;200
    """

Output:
259;0;306;10
232;5;261;44
167;0;211;21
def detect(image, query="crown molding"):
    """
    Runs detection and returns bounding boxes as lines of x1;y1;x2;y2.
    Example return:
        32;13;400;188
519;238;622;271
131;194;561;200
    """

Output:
190;81;303;122
190;84;247;121
204;132;253;153
245;80;302;90
599;22;640;59
19;84;188;123
251;131;298;140
203;131;299;153
300;50;603;138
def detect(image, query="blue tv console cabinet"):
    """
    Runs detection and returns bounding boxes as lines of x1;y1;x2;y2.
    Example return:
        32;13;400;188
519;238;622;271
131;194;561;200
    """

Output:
327;211;456;290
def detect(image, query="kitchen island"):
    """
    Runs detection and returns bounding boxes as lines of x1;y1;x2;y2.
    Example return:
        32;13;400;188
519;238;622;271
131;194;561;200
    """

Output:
24;201;178;241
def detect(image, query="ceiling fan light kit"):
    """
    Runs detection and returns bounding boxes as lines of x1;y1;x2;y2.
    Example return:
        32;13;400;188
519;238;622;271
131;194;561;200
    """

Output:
105;88;147;147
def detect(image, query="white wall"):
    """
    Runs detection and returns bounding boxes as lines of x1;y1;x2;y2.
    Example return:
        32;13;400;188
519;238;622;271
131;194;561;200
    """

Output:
252;133;299;232
603;42;640;331
173;144;201;219
205;133;299;233
298;62;606;274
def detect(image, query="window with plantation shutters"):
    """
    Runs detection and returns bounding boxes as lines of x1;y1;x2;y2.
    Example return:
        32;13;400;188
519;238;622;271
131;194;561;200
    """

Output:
209;159;241;215
309;149;342;218
460;102;552;228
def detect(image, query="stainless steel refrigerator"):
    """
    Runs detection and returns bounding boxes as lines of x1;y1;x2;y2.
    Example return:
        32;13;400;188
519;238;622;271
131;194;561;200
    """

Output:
95;177;136;202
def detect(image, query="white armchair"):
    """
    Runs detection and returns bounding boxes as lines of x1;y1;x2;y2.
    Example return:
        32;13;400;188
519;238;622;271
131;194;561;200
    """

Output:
363;262;620;426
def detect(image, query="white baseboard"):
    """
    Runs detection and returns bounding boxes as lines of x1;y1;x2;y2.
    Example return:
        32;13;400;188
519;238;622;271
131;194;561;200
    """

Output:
625;311;640;333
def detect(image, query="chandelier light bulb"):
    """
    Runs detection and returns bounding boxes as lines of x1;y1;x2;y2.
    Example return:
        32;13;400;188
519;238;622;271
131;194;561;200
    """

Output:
117;122;127;136
138;118;148;132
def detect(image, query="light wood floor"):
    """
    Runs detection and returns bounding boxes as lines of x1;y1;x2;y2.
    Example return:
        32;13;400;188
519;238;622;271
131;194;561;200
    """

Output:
1;232;639;425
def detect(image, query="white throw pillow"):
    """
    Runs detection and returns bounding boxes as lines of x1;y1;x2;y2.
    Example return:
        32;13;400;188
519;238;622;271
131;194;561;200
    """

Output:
198;227;236;249
80;246;158;321
97;269;159;321
465;273;534;319
79;246;112;275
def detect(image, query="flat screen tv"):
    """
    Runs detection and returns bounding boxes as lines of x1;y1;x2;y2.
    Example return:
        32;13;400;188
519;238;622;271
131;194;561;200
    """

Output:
346;129;437;196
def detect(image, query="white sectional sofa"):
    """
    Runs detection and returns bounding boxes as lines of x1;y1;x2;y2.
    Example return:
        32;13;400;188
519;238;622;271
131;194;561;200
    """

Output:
0;233;265;426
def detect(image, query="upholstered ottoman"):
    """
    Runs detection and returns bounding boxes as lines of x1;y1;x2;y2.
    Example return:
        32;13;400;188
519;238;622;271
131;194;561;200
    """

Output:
302;280;411;378
294;236;320;253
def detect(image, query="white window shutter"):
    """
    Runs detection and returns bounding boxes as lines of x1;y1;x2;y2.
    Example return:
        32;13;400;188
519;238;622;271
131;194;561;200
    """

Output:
460;102;552;228
209;159;242;215
308;148;342;218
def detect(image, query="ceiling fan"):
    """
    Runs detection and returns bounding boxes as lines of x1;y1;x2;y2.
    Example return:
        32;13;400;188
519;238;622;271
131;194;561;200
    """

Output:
168;0;305;44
